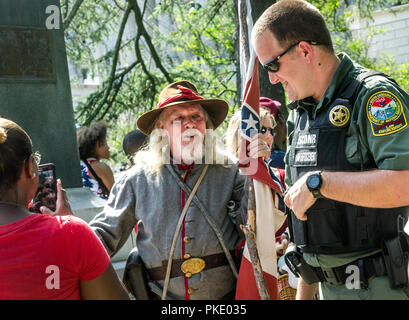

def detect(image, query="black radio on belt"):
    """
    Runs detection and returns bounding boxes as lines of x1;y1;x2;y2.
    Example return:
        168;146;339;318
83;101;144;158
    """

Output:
381;229;409;289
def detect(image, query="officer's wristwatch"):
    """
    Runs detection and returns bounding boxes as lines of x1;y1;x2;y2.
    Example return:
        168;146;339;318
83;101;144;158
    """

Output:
306;171;323;199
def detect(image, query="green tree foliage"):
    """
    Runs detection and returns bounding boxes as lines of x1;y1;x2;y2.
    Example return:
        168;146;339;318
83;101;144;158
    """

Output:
63;0;409;168
152;0;238;114
312;0;409;92
63;0;236;127
62;0;237;167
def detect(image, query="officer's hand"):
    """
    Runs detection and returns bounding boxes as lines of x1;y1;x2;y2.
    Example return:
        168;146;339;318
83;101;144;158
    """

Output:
284;174;316;221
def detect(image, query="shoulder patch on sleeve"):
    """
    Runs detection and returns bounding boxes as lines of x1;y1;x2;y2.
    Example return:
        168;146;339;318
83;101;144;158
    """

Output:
366;90;407;136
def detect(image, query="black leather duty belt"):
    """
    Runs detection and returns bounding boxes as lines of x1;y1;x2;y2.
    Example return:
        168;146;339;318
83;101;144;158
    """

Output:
314;253;387;286
147;251;235;281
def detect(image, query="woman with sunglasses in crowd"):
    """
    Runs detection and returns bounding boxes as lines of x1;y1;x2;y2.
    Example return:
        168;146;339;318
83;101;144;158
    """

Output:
225;98;276;162
0;117;129;300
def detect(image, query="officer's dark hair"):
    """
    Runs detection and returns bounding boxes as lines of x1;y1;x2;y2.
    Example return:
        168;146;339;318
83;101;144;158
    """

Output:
77;121;108;160
122;129;148;159
253;0;334;54
0;117;33;193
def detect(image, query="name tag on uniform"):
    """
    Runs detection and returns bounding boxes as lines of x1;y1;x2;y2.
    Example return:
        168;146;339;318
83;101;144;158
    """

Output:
295;151;317;164
296;132;317;147
291;130;318;167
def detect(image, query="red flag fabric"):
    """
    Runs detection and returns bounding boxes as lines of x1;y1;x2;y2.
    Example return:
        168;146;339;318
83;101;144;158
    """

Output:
236;255;278;300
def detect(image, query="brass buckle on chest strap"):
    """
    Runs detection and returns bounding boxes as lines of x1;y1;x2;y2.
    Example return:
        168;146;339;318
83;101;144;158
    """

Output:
181;258;205;278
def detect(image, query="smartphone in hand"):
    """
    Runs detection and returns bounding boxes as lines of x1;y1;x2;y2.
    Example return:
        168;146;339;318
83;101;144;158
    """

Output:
29;163;57;213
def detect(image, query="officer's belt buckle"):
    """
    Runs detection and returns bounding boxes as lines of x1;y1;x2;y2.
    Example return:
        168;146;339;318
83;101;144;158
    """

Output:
181;258;205;278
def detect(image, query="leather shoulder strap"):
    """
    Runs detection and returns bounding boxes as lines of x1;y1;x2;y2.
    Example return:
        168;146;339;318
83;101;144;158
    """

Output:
162;164;209;300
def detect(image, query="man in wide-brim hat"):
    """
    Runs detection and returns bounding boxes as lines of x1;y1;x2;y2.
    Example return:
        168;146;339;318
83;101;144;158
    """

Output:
137;80;228;136
136;80;229;167
89;80;248;300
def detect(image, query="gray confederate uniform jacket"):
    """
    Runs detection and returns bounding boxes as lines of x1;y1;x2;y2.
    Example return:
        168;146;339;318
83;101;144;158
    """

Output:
89;161;247;300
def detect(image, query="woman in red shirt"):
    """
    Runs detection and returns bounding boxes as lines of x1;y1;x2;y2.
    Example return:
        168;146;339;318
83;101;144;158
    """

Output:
0;117;129;300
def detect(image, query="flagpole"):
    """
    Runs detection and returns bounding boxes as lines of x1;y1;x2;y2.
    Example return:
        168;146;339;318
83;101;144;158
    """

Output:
239;42;271;299
242;178;271;300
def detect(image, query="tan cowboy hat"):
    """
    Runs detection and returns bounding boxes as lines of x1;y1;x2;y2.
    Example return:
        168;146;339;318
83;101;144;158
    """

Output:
136;80;229;135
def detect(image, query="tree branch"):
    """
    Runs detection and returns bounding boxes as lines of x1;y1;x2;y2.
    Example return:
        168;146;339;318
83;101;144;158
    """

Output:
128;0;173;83
75;89;105;122
77;60;139;123
98;75;126;121
238;0;250;81
93;37;136;64
84;4;131;124
134;33;157;109
241;179;271;300
113;0;126;11
61;0;69;20
98;61;139;120
203;0;225;31
63;0;85;30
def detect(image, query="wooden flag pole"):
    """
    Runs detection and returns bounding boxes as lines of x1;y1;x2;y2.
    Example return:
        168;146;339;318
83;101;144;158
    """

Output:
241;178;271;300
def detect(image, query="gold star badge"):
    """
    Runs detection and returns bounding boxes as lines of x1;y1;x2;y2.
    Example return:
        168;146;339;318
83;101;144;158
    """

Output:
329;105;350;127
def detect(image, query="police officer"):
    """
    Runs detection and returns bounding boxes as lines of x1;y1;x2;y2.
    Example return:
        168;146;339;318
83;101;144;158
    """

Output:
252;0;409;299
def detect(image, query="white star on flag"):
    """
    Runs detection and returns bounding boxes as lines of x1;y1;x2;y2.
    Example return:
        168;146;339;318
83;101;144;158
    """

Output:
242;111;259;132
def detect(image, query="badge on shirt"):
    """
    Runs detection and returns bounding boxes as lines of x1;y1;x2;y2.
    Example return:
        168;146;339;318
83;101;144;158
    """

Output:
366;91;407;136
329;105;350;127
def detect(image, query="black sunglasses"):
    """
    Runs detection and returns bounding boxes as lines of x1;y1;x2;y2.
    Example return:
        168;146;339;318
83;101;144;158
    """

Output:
262;40;324;73
260;126;275;136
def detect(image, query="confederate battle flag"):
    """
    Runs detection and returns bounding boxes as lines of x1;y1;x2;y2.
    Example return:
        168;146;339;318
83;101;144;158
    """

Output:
235;52;287;300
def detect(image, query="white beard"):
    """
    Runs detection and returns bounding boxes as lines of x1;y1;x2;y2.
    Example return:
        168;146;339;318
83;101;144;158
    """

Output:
180;141;204;164
176;129;204;165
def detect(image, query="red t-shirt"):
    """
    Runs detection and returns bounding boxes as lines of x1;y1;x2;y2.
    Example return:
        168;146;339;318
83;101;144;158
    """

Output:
0;214;110;300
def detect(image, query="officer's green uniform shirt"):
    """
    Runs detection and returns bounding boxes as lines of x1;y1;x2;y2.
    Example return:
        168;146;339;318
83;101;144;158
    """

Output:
285;53;409;270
